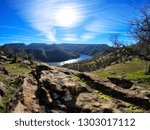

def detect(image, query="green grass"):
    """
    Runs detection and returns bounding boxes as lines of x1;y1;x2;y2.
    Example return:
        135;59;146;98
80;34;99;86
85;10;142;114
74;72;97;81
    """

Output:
0;62;35;112
128;105;143;111
94;90;110;101
0;73;6;80
92;59;150;86
73;74;110;101
5;63;32;76
0;95;9;112
73;75;82;81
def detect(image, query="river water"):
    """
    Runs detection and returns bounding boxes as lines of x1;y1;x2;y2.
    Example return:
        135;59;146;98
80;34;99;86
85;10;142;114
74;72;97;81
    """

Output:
49;54;92;66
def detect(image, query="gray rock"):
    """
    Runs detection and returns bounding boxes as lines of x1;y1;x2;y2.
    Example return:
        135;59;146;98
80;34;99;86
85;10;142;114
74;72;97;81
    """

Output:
0;81;6;97
22;60;32;65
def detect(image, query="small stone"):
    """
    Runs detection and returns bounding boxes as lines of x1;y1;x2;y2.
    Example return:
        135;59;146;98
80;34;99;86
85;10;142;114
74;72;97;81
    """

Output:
93;102;100;107
33;108;39;113
32;95;36;100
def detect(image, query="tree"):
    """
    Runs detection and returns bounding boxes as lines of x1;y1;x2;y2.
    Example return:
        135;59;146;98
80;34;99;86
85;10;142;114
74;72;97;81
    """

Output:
10;53;17;64
129;6;150;74
109;34;122;48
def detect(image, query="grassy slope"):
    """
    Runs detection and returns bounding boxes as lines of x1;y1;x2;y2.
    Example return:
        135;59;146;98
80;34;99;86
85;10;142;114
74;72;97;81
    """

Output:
0;62;33;112
92;59;150;87
5;63;32;76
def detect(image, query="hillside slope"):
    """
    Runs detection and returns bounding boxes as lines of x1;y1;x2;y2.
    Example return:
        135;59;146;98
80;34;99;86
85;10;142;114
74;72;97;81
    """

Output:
59;44;114;55
92;59;150;87
2;44;80;62
0;48;150;113
10;64;150;112
24;48;79;62
0;58;150;112
63;49;128;72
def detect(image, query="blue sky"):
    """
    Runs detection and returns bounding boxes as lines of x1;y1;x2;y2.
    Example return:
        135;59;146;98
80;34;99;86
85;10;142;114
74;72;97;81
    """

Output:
0;0;149;45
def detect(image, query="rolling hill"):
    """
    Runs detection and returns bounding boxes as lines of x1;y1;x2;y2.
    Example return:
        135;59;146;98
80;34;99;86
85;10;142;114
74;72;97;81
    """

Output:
2;44;80;62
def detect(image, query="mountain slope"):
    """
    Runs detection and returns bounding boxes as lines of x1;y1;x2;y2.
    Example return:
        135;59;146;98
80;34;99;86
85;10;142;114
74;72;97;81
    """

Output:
92;59;150;87
0;52;150;113
45;49;79;62
3;44;80;62
4;43;26;49
60;43;114;55
4;43;114;56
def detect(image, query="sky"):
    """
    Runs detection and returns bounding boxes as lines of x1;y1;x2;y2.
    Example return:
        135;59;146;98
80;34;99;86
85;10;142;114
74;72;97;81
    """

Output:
0;0;149;45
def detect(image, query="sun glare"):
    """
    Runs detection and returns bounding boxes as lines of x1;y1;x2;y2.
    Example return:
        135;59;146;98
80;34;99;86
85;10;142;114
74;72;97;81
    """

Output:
55;7;78;27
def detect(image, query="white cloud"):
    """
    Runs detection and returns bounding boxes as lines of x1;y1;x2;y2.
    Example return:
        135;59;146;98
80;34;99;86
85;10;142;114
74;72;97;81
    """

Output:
62;37;78;41
62;34;79;41
9;0;146;43
12;0;85;42
85;19;127;34
63;34;77;38
81;33;96;40
10;41;20;43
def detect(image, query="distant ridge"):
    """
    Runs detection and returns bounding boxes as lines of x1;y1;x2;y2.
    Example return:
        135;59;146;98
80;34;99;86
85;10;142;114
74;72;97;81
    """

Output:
4;43;114;56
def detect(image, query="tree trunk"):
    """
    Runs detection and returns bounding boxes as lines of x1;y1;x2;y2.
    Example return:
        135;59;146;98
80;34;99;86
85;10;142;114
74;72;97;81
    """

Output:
145;61;150;75
147;63;150;75
11;54;17;64
145;61;148;74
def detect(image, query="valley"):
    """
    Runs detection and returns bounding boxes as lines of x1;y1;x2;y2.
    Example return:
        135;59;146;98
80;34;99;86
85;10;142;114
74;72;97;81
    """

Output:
0;43;150;113
4;43;112;62
49;54;91;66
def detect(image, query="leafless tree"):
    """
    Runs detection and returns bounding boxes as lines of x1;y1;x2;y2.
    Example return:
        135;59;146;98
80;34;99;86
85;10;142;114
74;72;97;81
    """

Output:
129;5;150;74
109;34;122;48
109;6;150;74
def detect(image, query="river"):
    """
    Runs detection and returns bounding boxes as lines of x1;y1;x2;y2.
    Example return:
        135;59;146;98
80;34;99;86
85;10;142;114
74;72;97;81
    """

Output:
49;54;92;66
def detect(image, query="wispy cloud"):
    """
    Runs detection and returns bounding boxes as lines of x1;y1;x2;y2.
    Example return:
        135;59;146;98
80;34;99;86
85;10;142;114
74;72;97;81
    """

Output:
81;33;96;40
84;3;136;34
8;0;150;43
62;37;79;41
62;34;79;41
11;0;86;42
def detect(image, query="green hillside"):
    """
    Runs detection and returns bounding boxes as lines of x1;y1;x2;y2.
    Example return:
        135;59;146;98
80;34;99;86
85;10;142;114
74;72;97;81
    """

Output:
92;59;150;87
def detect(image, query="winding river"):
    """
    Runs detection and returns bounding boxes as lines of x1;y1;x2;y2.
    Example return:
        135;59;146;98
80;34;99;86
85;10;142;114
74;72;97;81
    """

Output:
49;54;92;66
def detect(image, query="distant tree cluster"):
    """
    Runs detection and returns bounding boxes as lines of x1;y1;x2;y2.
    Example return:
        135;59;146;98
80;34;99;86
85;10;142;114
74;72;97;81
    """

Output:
63;51;133;72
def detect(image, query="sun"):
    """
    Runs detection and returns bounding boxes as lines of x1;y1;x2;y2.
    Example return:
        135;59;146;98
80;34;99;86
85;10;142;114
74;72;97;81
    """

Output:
55;7;78;27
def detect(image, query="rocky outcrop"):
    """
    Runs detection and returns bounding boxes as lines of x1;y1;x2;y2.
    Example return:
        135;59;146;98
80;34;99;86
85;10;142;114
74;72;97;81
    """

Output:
108;77;134;89
12;64;150;113
0;65;8;75
77;73;150;110
21;60;32;66
0;81;6;103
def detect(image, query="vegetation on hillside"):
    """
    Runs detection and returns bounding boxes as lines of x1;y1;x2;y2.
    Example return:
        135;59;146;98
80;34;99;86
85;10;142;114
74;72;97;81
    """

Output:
0;47;37;112
63;48;134;72
64;6;150;87
92;59;150;86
